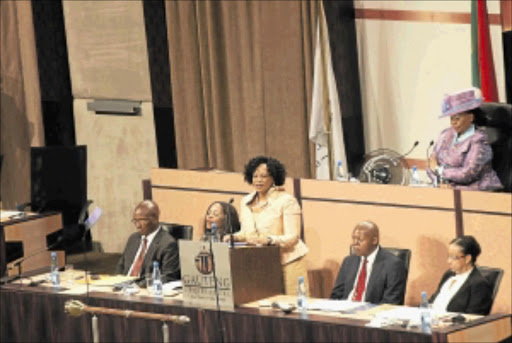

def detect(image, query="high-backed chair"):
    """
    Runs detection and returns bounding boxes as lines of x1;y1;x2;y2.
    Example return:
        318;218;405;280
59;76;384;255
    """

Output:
477;266;504;313
475;102;512;192
160;223;193;241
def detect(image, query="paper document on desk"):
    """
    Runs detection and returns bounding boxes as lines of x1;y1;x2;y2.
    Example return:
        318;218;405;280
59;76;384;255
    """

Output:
59;285;110;295
308;299;369;312
75;275;136;286
163;280;182;291
374;306;446;322
0;210;26;220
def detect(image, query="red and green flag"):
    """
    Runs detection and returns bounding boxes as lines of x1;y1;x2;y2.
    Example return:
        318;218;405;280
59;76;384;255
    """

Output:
471;0;499;102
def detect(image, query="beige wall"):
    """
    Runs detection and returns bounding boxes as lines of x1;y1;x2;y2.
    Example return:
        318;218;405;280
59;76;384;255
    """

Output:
63;0;157;252
73;100;158;252
0;0;44;209
62;0;152;101
354;0;506;161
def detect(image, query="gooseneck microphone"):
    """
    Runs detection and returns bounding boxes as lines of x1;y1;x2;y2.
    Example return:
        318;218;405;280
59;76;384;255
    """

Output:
400;141;419;158
426;140;439;186
227;198;234;249
1;235;65;285
426;140;435;167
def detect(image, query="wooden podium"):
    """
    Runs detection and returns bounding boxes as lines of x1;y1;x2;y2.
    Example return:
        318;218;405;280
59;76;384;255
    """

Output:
180;241;283;309
0;212;64;276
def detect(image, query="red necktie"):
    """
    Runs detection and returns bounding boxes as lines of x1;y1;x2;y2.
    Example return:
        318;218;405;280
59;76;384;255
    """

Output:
352;258;368;302
130;237;147;277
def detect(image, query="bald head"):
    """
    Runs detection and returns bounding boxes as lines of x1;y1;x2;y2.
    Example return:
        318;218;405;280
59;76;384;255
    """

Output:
135;200;160;219
132;200;160;236
351;221;379;257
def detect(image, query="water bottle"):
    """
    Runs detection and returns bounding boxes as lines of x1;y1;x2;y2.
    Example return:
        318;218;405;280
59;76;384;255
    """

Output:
420;291;432;333
297;276;308;312
411;165;421;185
152;261;163;297
211;223;220;242
50;252;60;287
336;161;347;181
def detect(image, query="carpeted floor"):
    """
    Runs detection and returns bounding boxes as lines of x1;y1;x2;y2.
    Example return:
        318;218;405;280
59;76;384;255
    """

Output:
66;252;122;275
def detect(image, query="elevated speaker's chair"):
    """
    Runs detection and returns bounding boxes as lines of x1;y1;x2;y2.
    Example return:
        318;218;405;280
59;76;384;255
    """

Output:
474;102;512;192
477;266;504;313
160;223;193;241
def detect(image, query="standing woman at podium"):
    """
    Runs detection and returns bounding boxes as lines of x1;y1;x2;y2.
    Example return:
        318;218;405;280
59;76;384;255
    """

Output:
225;156;309;295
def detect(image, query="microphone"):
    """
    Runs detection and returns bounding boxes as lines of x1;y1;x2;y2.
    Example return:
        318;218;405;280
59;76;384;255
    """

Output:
426;140;439;186
426;140;434;166
400;141;419;158
79;204;102;298
226;198;234;249
1;235;64;285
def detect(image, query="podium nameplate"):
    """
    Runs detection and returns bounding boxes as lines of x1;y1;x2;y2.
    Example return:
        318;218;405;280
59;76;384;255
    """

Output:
179;241;283;310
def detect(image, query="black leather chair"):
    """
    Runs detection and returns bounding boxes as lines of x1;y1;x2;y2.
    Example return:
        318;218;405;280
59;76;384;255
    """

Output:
477;266;504;312
475;102;512;192
160;223;193;241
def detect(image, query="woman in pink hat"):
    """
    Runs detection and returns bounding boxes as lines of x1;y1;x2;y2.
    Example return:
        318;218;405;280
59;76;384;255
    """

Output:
428;87;503;191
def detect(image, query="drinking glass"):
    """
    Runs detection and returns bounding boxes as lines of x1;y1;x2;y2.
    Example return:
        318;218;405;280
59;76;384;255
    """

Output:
146;274;154;295
65;264;74;286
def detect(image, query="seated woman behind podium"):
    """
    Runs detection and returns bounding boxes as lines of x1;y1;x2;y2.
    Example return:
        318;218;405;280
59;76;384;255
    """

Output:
224;156;309;295
200;201;240;242
430;236;492;315
428;87;502;191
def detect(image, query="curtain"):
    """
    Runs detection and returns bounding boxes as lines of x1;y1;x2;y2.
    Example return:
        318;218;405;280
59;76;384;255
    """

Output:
165;0;317;178
0;0;43;208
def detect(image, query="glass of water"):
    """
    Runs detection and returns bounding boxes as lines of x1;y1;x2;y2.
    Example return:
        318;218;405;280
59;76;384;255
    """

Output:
65;264;74;286
146;274;154;295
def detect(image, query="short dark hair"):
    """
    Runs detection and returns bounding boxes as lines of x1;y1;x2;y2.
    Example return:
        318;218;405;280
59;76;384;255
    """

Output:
243;156;286;186
204;201;241;235
450;235;482;266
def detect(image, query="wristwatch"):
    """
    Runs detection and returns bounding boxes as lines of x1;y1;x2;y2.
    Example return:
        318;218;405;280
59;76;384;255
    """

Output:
267;236;274;246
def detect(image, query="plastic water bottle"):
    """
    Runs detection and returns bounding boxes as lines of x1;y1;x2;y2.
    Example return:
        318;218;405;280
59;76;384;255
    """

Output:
420;291;432;333
411;165;421;185
152;261;163;297
297;276;308;312
50;252;60;287
336;161;347;181
211;223;220;242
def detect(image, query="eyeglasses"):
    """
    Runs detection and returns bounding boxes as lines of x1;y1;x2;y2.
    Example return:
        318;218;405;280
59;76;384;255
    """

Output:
131;218;151;224
448;255;466;261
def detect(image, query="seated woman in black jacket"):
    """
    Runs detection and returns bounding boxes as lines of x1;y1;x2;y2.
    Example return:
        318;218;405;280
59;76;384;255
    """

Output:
430;236;492;315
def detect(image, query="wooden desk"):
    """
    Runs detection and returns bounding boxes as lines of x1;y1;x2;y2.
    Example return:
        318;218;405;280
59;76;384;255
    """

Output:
0;212;64;276
0;284;510;342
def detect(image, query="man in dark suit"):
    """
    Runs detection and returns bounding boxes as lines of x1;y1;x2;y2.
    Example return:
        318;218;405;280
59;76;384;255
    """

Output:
330;221;407;305
116;200;180;285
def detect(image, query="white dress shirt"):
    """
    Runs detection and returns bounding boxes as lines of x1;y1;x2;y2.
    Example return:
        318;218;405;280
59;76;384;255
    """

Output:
348;246;380;302
432;267;473;312
127;227;161;276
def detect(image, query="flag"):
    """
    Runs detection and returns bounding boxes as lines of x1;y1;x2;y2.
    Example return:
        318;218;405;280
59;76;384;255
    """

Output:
471;0;499;102
309;4;348;180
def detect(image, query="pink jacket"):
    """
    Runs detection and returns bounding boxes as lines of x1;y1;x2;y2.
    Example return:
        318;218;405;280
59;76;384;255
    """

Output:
428;127;503;191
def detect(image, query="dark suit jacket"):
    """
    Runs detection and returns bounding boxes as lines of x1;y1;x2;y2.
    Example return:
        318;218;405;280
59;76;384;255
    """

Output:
429;268;492;315
330;247;407;305
116;227;180;285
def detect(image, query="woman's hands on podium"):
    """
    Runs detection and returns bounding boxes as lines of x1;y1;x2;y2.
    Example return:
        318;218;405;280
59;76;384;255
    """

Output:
246;236;269;246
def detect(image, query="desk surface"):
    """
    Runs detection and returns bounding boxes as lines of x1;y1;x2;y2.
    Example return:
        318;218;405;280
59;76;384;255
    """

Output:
1;280;510;343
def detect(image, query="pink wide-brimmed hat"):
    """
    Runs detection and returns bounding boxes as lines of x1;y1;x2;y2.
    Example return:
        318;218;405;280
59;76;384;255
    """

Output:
440;87;483;118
